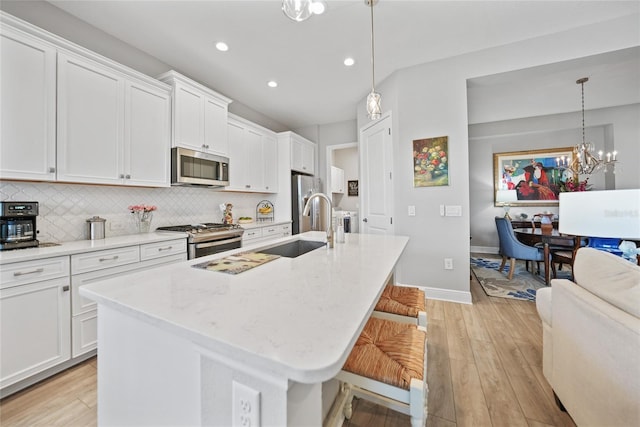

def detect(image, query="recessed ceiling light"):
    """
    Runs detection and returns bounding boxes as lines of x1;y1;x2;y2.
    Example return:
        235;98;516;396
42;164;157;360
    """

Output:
215;42;229;52
344;57;355;67
267;81;278;88
311;1;327;15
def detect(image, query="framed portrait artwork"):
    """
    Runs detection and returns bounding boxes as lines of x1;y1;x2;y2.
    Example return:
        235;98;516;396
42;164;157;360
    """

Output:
493;147;574;207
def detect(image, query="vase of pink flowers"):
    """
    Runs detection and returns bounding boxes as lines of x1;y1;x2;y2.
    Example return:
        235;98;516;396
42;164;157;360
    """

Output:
129;204;157;233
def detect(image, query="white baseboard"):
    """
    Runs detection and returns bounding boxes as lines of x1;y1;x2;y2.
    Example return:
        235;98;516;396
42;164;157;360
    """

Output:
396;282;472;305
471;246;499;254
423;287;472;304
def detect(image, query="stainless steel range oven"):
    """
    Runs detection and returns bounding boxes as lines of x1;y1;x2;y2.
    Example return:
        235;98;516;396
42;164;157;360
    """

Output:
156;223;244;259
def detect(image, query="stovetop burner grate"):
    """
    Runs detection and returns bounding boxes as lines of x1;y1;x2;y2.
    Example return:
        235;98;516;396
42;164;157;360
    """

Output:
156;223;241;233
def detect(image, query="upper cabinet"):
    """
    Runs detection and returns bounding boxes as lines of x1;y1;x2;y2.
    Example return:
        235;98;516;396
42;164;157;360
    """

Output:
56;53;171;186
0;13;171;187
281;132;316;175
158;71;232;157
226;114;278;193
331;166;345;194
0;26;57;181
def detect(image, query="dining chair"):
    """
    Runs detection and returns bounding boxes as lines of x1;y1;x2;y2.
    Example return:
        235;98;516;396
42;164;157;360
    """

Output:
495;216;546;280
550;235;584;280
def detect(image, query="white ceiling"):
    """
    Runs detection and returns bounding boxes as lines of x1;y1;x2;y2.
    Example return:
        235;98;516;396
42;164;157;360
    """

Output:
45;0;640;129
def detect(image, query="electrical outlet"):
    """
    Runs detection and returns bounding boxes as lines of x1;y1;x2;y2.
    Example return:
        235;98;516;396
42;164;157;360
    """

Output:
408;205;416;216
232;381;260;427
444;258;453;270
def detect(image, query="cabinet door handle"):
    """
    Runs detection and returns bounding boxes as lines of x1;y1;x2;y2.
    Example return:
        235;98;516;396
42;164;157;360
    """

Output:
49;167;56;173
125;174;131;179
245;184;251;188
119;174;125;179
62;285;70;292
99;256;119;262
13;267;44;277
157;246;173;252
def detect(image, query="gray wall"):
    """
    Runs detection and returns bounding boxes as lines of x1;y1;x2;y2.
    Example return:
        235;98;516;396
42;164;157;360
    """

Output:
354;14;639;301
469;104;640;252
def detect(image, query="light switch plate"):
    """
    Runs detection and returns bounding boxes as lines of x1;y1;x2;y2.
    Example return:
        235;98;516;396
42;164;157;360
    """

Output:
445;205;462;217
408;205;416;216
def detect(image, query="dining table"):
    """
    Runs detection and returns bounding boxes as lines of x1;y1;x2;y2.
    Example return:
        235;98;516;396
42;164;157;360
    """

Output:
513;227;577;285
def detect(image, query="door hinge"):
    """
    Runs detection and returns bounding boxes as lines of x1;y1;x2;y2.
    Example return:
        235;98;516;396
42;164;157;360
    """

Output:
390;217;393;225
389;172;392;180
388;128;391;135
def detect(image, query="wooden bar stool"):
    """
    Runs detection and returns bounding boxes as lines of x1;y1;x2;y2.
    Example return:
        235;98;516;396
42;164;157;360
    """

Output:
336;317;427;427
373;283;427;327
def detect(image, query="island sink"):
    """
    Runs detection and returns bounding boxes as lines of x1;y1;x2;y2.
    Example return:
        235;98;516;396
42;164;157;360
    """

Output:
258;239;326;258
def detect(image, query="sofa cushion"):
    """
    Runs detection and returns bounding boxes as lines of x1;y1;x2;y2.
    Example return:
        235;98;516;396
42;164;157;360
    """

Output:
536;286;552;326
573;247;640;318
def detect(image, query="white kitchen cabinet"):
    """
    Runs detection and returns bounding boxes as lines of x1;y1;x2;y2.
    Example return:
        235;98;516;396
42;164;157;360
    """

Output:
263;134;279;192
158;70;232;156
241;223;292;246
56;52;123;185
226;114;278;193
331;166;345;193
0;258;71;390
0;15;171;187
204;95;229;156
0;26;57;182
57;52;171;187
124;80;171;187
70;238;186;357
281;131;316;175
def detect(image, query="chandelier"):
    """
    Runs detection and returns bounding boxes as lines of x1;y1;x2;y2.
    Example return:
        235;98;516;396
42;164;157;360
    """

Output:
365;0;381;120
282;0;326;22
570;77;618;175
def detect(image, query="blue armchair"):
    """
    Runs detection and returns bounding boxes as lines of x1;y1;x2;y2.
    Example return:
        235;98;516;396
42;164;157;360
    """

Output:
495;216;546;280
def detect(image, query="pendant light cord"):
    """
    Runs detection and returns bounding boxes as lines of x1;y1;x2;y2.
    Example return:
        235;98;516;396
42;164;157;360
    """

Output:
370;0;376;93
581;80;586;146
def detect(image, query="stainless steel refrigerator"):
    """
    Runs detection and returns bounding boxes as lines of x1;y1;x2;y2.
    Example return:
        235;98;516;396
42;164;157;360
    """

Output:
291;174;328;234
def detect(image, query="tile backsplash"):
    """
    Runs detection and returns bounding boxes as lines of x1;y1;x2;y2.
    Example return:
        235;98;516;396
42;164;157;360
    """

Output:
1;181;274;243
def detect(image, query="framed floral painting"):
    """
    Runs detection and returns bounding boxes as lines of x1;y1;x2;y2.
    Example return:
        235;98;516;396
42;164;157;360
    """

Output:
413;136;449;187
493;147;575;206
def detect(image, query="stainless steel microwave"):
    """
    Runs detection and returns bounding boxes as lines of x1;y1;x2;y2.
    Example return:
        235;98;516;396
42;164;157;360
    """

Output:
171;147;229;187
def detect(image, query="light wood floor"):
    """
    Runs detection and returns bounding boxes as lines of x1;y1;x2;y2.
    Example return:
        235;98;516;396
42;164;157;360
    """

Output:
1;274;575;427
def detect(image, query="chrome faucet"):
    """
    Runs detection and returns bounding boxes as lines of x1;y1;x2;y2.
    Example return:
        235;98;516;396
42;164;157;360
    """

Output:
303;192;334;248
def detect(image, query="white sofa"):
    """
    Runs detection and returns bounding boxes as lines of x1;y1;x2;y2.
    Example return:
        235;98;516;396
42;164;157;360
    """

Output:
536;247;640;426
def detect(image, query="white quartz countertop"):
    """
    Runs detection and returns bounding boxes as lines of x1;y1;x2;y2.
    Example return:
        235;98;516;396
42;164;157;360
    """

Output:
0;232;188;265
80;231;409;384
238;220;291;230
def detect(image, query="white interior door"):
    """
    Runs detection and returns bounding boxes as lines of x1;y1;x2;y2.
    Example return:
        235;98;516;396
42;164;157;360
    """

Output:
359;114;393;235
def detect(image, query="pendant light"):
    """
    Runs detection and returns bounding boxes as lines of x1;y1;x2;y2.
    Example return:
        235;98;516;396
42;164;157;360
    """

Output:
570;77;618;175
366;0;381;120
282;0;326;22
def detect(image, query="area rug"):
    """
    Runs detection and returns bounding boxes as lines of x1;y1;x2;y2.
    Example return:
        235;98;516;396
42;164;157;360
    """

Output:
470;257;555;302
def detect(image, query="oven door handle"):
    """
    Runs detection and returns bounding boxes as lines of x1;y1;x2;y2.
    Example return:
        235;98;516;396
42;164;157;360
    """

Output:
193;236;243;249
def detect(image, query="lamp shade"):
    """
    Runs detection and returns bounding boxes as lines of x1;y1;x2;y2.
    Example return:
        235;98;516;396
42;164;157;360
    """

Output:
558;190;640;239
496;189;518;204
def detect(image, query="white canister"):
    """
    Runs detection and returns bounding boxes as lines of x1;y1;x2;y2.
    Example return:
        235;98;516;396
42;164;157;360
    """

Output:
86;216;106;240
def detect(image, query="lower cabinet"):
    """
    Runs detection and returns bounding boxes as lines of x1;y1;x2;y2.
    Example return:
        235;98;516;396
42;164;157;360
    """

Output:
70;238;186;357
242;223;292;246
0;257;71;391
0;238;187;396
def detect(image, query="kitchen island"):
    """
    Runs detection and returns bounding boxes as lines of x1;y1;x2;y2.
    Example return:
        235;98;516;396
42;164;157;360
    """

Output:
81;231;409;426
